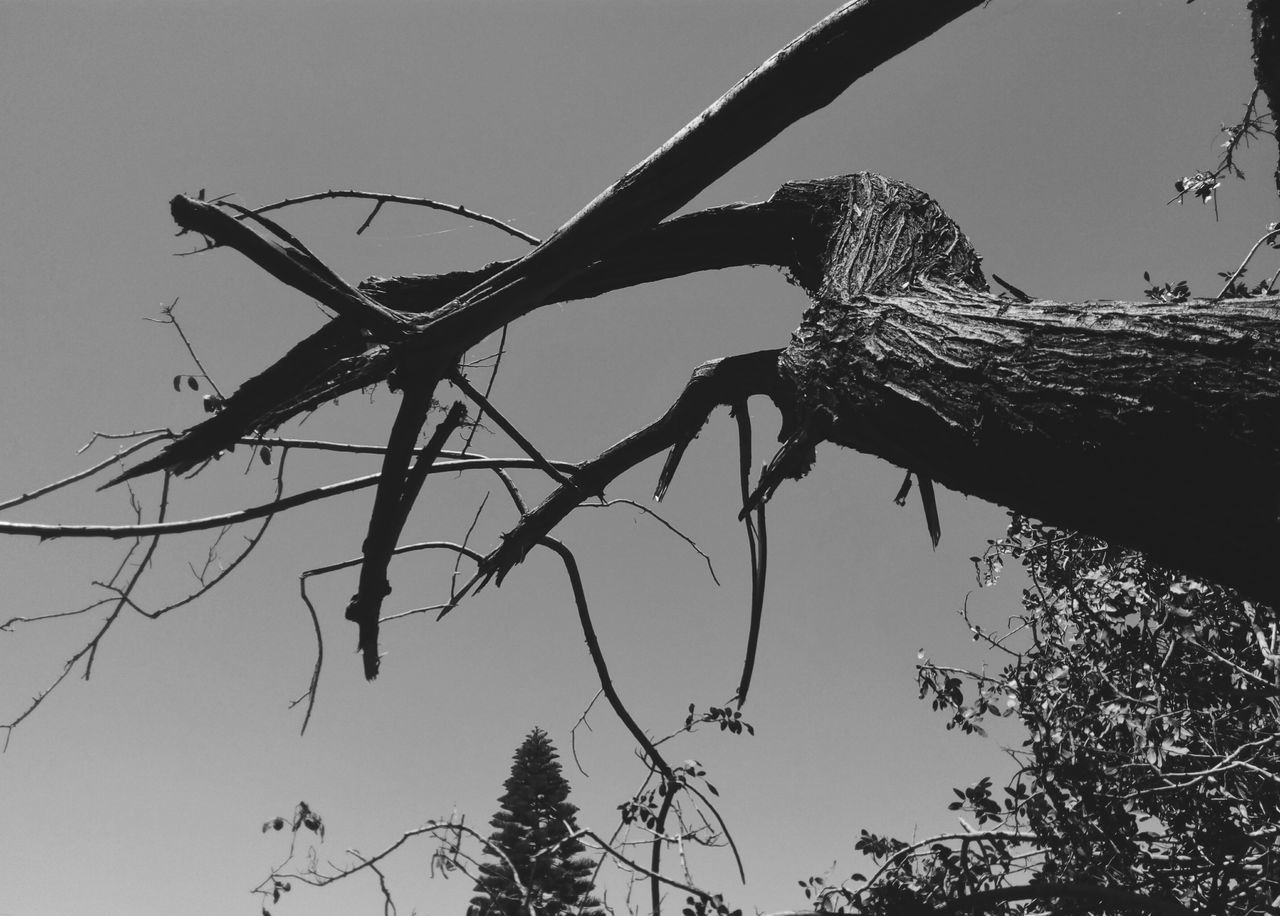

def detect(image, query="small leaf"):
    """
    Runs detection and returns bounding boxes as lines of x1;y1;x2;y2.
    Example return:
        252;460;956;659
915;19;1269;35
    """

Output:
187;376;199;391
172;375;182;391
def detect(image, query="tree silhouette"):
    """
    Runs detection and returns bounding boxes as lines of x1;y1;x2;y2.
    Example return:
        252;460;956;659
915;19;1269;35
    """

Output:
470;729;603;916
3;1;1280;913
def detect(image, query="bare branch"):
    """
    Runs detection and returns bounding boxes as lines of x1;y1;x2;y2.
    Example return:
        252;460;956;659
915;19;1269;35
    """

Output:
423;0;985;349
2;456;567;541
449;370;570;486
0;431;171;511
144;297;226;399
346;389;456;679
167;195;410;339
539;537;670;779
3;473;171;750
293;571;325;736
1215;224;1280;299
247;189;541;246
584;498;720;587
460;323;511;457
482;350;787;586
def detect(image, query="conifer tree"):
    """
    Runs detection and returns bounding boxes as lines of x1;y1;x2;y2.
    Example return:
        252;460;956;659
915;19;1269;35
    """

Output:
469;728;603;916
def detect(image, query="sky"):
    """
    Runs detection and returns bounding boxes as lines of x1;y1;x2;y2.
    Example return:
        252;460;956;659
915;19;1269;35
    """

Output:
0;2;1276;915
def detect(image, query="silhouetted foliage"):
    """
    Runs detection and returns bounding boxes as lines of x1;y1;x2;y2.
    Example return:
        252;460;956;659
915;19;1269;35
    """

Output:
807;516;1280;915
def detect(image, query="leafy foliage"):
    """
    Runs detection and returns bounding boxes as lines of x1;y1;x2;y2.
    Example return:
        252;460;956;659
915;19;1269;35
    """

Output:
811;515;1280;915
470;728;603;916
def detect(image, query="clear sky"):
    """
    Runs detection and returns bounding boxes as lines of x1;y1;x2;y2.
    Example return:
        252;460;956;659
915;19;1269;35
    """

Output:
0;2;1275;915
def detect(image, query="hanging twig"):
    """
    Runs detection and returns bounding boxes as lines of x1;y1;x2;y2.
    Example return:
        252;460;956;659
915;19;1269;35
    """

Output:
732;404;765;708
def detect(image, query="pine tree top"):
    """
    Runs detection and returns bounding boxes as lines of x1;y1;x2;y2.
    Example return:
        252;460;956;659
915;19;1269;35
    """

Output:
469;728;602;916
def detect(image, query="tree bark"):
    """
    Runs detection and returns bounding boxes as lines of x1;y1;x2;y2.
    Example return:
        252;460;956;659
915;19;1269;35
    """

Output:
782;289;1280;605
480;175;1280;605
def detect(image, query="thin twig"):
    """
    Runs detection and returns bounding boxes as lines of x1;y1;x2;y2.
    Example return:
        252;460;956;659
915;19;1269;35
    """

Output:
680;781;745;884
540;537;669;778
247;189;541;246
571;689;604;778
1215;225;1280;300
3;473;171;750
0;431;172;511
583;498;720;586
578;829;711;901
136;448;289;619
451;492;490;600
143;297;226;399
3;457;567;541
460;324;511;457
449;371;571;487
294;572;325;735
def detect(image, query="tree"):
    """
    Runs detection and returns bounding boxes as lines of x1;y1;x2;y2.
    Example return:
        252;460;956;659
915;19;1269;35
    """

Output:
801;514;1280;916
469;729;603;916
3;2;1280;914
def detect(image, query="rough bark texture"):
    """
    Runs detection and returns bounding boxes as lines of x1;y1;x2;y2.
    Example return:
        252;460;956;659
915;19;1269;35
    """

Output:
781;290;1280;604
772;177;1280;604
476;174;1280;607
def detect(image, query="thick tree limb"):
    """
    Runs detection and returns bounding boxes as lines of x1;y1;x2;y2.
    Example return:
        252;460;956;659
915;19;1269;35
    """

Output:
113;199;800;483
782;288;1280;604
414;0;985;351
482;176;1280;608
120;0;985;483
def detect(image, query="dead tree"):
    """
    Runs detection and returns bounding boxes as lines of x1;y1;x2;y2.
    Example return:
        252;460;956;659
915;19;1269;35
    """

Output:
3;2;1279;912
60;0;1273;682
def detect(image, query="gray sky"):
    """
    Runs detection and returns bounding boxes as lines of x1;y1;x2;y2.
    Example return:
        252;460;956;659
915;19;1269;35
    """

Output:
0;2;1275;915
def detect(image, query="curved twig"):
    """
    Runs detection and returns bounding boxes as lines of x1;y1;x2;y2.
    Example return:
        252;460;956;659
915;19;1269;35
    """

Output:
137;447;290;620
481;350;787;586
583;498;720;586
540;537;669;778
0;457;573;541
1216;224;1280;300
3;473;171;750
0;431;172;512
246;189;541;246
680;781;746;885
